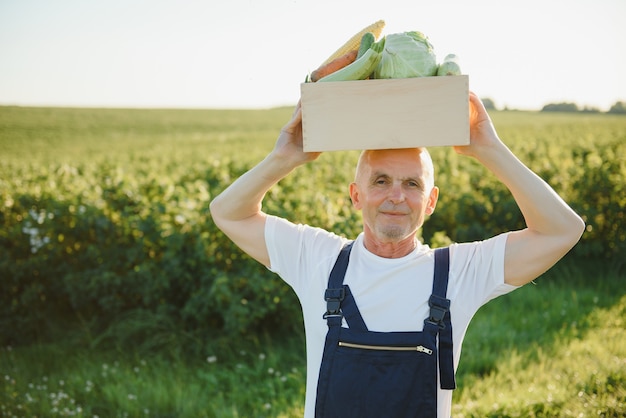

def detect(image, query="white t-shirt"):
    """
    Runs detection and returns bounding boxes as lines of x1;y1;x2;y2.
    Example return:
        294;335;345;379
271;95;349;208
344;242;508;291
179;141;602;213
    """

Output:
265;215;518;418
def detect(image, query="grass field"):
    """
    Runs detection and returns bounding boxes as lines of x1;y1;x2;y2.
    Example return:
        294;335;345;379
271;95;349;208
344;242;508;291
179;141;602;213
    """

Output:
2;265;624;417
1;105;625;417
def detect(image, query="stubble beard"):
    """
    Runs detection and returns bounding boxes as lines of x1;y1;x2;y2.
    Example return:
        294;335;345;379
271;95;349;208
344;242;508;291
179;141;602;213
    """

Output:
376;224;409;241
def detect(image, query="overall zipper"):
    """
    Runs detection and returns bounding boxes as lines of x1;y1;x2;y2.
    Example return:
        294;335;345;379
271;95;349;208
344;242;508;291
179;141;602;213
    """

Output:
338;341;433;355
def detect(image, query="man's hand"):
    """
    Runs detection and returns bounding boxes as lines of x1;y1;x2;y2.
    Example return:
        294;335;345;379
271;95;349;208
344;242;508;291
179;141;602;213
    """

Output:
273;101;322;167
453;91;500;159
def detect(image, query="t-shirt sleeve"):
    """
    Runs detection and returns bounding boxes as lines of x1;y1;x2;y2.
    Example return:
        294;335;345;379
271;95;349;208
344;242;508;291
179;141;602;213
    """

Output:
265;215;346;296
449;233;519;313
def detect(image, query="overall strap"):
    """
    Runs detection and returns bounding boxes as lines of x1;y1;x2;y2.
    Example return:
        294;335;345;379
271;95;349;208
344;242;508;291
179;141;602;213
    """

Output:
324;241;368;331
327;241;353;289
428;247;456;390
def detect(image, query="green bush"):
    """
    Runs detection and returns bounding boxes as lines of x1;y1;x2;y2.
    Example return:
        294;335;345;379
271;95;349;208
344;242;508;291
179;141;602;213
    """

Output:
1;107;624;346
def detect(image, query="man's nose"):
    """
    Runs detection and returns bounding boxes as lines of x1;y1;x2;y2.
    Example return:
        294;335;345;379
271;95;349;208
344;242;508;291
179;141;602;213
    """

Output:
388;183;405;203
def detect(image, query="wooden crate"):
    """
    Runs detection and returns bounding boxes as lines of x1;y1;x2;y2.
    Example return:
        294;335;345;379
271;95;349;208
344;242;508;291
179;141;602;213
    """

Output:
300;75;469;152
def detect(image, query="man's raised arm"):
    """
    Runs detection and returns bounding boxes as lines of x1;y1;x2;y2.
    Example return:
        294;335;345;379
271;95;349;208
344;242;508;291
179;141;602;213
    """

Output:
209;103;321;267
456;93;585;286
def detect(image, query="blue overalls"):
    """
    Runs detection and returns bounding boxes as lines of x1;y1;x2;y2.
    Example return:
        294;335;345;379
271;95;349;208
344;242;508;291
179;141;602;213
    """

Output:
315;242;456;418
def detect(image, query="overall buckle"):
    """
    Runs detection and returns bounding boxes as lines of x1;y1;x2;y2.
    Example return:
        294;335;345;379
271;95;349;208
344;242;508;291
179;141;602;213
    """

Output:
427;294;450;329
323;288;345;319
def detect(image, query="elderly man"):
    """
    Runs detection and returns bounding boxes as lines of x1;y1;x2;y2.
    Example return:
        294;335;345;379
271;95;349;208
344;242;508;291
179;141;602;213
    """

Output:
209;92;584;417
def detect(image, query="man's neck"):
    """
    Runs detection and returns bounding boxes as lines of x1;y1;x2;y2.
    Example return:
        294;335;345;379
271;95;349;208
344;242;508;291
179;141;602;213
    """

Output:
362;234;419;259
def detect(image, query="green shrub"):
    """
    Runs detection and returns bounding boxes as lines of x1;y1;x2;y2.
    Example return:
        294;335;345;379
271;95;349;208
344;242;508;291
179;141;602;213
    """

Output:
1;107;624;346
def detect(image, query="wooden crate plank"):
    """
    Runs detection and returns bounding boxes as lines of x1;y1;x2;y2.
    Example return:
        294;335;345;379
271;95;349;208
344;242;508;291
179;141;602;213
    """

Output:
301;75;469;152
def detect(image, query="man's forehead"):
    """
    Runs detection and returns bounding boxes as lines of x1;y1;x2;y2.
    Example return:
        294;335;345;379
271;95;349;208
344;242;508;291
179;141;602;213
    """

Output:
367;167;425;183
366;149;425;169
356;148;434;185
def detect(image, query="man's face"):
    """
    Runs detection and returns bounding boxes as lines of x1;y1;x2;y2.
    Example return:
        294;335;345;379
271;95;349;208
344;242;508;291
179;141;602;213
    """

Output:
349;149;439;246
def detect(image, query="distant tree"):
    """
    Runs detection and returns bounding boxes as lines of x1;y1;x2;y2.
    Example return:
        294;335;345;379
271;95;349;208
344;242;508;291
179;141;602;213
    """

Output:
541;102;579;112
608;101;626;114
481;98;497;110
581;106;601;114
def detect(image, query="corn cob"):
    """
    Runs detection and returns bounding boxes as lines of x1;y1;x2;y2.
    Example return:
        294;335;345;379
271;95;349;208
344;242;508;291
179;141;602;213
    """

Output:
320;20;385;66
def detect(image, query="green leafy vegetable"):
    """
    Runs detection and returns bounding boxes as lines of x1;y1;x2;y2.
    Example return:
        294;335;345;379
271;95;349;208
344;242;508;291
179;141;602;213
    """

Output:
437;53;462;76
373;31;438;79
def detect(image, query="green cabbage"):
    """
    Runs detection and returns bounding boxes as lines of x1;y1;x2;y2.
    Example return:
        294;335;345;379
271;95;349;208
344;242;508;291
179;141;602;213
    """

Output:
373;31;438;79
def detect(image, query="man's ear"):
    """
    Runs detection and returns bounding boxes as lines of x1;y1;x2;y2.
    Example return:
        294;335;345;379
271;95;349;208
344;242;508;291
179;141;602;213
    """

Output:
349;182;361;209
425;186;439;215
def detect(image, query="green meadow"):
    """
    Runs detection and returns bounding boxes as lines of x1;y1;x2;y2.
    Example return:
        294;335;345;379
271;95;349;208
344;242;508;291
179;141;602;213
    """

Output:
1;105;625;417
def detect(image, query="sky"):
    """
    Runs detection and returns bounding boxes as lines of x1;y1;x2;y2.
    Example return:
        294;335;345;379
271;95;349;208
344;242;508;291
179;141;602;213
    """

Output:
1;0;625;111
